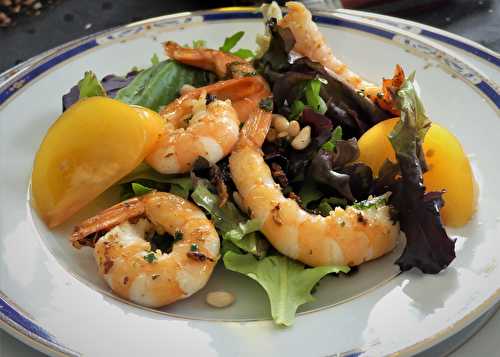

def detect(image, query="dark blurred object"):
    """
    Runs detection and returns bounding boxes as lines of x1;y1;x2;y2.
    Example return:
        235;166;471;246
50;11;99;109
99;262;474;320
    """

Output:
0;0;60;27
340;0;449;14
0;0;498;73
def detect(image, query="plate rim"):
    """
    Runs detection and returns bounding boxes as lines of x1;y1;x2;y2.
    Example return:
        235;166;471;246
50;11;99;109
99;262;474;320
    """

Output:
337;8;500;68
1;6;499;357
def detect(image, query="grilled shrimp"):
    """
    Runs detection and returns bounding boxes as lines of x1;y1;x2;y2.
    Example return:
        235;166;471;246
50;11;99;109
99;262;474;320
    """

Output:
229;110;399;267
279;2;372;90
146;92;240;174
71;192;220;308
278;1;403;114
164;41;271;122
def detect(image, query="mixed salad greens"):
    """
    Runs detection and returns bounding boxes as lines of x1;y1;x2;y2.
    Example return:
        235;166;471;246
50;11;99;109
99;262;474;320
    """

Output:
56;18;459;326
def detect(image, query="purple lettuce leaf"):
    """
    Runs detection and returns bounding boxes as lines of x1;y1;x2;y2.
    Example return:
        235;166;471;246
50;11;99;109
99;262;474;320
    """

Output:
389;73;456;274
62;71;138;111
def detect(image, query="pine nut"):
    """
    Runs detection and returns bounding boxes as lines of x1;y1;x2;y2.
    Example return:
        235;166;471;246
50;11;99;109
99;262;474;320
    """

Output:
272;114;289;132
180;84;196;96
266;128;277;142
291;126;311;150
288;120;300;137
206;291;235;308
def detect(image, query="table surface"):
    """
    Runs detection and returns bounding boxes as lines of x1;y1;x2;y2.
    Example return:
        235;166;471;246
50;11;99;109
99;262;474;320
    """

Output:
0;0;499;356
0;0;498;73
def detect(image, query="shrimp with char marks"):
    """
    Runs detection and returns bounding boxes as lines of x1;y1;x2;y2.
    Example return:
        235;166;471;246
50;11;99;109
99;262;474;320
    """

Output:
229;109;400;267
278;1;403;114
164;41;271;123
146;93;240;174
71;192;220;308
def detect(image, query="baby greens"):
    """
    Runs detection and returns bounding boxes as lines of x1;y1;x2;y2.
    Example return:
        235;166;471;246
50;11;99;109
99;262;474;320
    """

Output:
224;252;349;326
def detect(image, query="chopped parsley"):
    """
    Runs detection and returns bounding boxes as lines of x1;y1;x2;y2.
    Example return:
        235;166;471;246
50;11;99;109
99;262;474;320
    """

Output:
190;243;198;252
174;231;183;242
259;97;274;112
143;252;157;263
352;194;389;210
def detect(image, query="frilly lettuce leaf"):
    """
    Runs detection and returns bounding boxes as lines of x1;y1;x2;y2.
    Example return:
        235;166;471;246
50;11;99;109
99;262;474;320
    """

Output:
223;252;349;326
389;73;456;274
78;71;106;99
191;181;268;258
118;163;192;199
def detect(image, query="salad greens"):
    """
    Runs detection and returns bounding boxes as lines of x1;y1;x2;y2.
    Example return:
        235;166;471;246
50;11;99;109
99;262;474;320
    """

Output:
119;163;193;199
59;13;458;328
191;180;268;258
219;31;255;59
388;74;455;274
224;252;349;326
63;59;213;111
78;71;106;98
115;60;212;111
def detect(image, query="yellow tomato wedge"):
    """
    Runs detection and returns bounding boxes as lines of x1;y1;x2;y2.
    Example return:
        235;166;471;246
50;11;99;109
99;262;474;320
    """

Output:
32;97;164;228
358;117;477;227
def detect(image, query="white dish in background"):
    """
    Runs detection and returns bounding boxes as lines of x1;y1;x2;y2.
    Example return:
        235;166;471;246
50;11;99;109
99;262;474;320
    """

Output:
0;7;499;357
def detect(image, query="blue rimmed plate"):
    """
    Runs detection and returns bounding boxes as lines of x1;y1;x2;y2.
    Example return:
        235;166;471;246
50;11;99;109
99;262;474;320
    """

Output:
0;7;499;357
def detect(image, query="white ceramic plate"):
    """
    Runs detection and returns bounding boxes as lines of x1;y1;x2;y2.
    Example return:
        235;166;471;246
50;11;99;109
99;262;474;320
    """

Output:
1;7;499;357
336;9;499;80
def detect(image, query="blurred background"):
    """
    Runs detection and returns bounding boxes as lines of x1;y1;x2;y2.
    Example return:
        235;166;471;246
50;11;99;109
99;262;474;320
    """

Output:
0;0;498;73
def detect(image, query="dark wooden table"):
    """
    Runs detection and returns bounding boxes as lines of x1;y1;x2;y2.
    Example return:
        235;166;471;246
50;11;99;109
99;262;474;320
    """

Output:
0;0;498;73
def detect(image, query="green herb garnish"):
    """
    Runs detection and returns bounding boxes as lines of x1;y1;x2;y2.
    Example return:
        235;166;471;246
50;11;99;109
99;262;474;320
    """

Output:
259;97;274;112
305;78;327;114
352;193;390;210
290;100;305;120
174;231;183;242
143;252;157;263
322;126;343;152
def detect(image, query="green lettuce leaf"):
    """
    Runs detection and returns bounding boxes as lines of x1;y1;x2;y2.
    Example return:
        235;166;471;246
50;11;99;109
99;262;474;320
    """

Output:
322;126;343;152
219;31;245;52
119;163;192;199
223;252;350;326
219;31;255;59
78;71;106;98
131;182;154;196
389;72;431;170
115;60;213;111
298;180;322;208
191;181;268;257
305;78;327;114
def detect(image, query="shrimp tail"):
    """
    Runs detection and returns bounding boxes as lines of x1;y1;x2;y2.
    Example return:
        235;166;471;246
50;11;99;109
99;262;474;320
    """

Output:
164;41;245;78
71;196;145;248
237;108;272;150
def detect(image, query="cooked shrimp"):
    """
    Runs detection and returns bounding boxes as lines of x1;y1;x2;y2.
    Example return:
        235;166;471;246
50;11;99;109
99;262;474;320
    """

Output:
164;41;271;122
161;76;270;125
229;109;399;267
278;1;402;114
165;41;257;79
71;192;220;308
145;92;240;174
279;1;372;90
